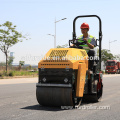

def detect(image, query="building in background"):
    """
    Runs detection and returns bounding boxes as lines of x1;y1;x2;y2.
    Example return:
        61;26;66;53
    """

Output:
10;52;14;65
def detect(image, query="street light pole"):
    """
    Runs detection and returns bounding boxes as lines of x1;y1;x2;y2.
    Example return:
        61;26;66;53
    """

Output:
47;34;55;48
109;40;117;51
48;18;67;48
54;18;67;48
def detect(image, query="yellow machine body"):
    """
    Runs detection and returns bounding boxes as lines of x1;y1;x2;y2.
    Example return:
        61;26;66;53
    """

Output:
38;48;88;70
38;48;88;97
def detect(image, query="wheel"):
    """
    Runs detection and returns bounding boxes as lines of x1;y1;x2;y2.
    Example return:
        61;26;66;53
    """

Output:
83;80;103;102
96;81;103;101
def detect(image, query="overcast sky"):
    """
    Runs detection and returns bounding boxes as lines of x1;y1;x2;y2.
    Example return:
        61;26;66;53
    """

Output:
0;0;120;65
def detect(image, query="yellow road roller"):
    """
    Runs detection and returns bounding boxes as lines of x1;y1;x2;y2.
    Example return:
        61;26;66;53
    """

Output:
36;15;103;107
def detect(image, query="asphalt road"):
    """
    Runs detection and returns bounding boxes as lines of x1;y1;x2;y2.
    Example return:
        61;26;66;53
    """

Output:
0;75;120;120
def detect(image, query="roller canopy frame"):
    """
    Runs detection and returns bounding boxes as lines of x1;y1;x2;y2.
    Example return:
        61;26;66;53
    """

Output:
69;15;102;70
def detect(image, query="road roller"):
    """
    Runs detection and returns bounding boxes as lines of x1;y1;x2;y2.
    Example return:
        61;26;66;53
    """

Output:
36;15;103;108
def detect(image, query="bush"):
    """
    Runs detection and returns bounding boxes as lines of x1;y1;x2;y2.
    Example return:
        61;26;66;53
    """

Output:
0;71;9;77
9;72;14;76
3;71;8;76
0;73;2;77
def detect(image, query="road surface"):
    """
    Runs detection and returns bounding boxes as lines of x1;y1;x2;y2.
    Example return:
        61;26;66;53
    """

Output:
0;75;120;120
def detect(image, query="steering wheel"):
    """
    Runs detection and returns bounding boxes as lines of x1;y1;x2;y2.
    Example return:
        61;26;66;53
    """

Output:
70;39;87;49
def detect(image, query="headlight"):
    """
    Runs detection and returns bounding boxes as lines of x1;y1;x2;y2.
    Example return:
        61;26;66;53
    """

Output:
106;70;108;71
113;70;115;71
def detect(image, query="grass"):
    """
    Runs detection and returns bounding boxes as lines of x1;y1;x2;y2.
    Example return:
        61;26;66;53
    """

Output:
0;70;38;78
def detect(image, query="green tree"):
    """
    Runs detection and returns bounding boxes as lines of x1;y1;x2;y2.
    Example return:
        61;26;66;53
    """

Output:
0;21;26;72
18;61;25;71
57;44;68;48
8;56;14;66
114;54;120;61
19;61;25;66
97;49;115;63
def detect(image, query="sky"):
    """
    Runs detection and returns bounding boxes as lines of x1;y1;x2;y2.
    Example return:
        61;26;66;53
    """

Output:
0;0;120;65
